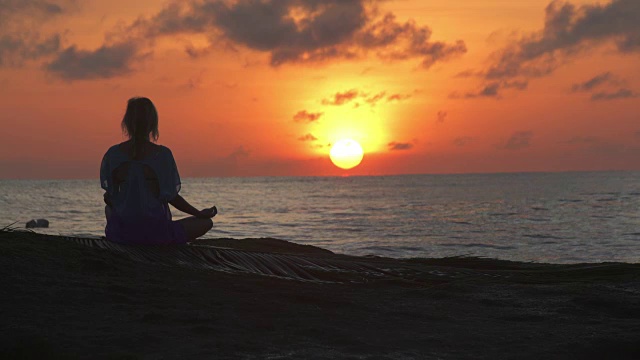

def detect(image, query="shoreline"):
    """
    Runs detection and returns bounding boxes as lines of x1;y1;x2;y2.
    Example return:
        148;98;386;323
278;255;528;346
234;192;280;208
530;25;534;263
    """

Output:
2;230;640;359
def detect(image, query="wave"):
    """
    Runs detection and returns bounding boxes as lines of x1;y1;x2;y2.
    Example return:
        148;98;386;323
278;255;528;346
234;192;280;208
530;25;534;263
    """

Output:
523;234;570;240
437;243;516;251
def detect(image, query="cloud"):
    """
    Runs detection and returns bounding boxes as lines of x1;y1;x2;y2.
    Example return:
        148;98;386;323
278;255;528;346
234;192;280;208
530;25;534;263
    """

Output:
437;111;447;123
453;136;473;147
45;41;142;80
298;133;318;142
293;110;323;122
0;0;65;22
500;131;533;150
355;13;467;69
454;69;480;78
388;141;413;151
365;91;386;106
485;0;640;80
450;80;528;99
591;88;637;101
322;89;359;105
0;33;61;66
571;72;617;92
387;93;412;102
142;0;466;69
0;0;69;67
563;136;630;155
228;145;250;161
566;136;599;144
182;69;206;90
322;88;413;106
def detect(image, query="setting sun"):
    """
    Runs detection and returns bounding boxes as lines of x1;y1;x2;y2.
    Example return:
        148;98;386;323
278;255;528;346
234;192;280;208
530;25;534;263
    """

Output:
330;139;364;170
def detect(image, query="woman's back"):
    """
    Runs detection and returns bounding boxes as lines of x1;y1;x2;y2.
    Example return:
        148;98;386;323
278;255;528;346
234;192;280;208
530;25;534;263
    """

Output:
101;141;184;244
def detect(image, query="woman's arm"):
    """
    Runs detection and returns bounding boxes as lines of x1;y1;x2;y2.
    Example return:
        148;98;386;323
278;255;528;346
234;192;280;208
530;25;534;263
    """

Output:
169;194;216;218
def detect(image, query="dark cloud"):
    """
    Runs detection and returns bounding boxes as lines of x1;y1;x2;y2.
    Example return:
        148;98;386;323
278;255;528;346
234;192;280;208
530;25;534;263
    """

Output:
322;89;359;105
0;0;69;67
450;82;500;99
486;0;640;80
293;110;323;123
46;41;141;80
453;136;473;147
591;88;636;101
437;111;447;123
298;133;318;142
501;131;533;150
143;0;466;69
0;0;64;21
450;80;528;99
571;72;617;92
388;141;413;151
0;33;61;66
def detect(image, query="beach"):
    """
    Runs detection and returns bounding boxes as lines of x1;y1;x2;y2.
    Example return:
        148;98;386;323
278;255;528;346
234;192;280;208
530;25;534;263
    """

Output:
2;230;640;359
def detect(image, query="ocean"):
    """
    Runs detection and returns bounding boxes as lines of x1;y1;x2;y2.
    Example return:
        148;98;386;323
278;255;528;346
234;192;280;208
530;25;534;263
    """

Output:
1;171;639;264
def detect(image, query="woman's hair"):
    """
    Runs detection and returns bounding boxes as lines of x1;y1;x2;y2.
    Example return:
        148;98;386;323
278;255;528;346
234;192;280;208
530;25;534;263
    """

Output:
121;97;159;143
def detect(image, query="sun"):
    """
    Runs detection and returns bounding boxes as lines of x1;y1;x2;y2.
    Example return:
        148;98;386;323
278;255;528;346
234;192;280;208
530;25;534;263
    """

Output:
330;139;364;170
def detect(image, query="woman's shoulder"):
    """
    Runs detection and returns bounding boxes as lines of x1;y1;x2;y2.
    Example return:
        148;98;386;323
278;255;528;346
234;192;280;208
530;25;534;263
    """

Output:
157;144;174;156
104;144;123;157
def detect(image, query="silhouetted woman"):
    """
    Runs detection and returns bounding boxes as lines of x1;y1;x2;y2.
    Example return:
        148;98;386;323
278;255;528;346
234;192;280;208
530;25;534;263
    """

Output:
101;97;216;244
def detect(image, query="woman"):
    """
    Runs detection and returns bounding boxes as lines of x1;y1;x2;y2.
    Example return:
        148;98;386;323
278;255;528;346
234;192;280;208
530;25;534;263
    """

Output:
100;97;216;244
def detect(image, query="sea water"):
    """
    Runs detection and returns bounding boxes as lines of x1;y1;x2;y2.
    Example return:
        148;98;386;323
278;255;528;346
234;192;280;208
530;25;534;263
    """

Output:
1;172;640;264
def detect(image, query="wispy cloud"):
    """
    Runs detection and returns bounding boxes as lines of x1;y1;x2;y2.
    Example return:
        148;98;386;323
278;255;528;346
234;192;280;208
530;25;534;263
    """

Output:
450;80;528;99
322;89;359;106
293;110;323;123
388;141;413;151
365;91;386;106
571;72;618;92
500;131;533;150
453;136;473;147
387;93;412;102
228;145;250;161
591;88;637;101
437;111;447;123
322;88;413;106
298;133;318;142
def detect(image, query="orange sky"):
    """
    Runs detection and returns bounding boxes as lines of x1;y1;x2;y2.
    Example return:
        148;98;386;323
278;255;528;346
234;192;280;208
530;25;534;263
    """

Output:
1;0;639;179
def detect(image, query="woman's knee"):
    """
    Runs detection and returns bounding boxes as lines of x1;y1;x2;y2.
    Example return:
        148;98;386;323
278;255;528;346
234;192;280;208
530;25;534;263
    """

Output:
204;218;213;231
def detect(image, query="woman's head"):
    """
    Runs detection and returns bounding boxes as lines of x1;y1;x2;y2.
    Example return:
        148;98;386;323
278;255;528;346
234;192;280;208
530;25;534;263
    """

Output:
121;97;159;142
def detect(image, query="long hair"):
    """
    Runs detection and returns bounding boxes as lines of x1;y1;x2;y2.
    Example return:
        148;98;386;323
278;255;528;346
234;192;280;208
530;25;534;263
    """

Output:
121;97;159;157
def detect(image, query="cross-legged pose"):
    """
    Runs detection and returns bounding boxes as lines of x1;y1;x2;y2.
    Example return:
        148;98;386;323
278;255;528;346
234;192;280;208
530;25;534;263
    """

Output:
101;97;216;244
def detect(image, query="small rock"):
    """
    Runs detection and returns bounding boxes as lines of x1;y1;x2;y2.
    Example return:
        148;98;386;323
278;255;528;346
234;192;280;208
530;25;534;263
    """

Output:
26;219;49;228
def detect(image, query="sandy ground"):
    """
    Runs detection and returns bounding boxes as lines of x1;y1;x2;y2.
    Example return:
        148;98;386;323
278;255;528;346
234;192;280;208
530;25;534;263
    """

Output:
2;231;640;359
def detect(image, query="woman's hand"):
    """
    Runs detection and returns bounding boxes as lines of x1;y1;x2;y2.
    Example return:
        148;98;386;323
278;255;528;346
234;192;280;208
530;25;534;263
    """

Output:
197;206;217;219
